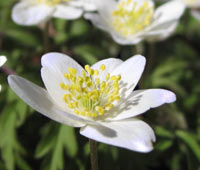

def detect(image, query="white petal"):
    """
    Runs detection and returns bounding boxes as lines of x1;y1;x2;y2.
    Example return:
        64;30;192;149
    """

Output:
41;53;84;110
12;1;54;25
84;13;110;32
80;119;155;152
68;0;97;11
191;9;200;21
94;0;116;17
0;85;1;92
8;75;86;127
111;55;146;98
53;4;83;20
41;67;70;111
0;56;7;67
143;20;179;41
109;89;176;120
151;1;185;27
41;52;84;77
91;58;123;81
110;31;143;45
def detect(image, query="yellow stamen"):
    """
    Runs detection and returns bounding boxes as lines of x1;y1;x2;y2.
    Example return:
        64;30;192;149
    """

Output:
112;0;154;37
60;64;122;118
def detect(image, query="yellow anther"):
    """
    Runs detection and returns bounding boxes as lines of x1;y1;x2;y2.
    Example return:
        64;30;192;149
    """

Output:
74;110;80;115
64;73;70;80
82;70;86;77
106;73;110;80
100;64;106;71
85;65;90;72
88;69;94;76
110;76;117;81
105;104;114;111
81;111;86;116
117;75;121;81
68;103;74;109
96;78;100;85
112;0;154;37
94;70;99;76
61;64;122;118
60;82;65;89
115;96;120;101
37;0;70;5
100;81;106;90
95;106;105;115
68;67;77;75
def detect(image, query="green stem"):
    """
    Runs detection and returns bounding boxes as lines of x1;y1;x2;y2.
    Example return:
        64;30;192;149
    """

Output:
138;42;155;88
43;21;50;52
89;139;99;170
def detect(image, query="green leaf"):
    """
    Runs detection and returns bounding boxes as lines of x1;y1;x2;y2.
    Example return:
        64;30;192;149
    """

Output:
155;126;174;138
176;130;200;162
63;126;78;158
155;140;173;151
4;29;40;47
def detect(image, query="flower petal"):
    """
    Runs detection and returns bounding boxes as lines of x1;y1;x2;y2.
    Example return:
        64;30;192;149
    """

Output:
80;119;155;152
94;0;116;17
111;55;146;98
8;75;86;127
12;1;54;25
0;56;7;67
84;0;116;30
91;58;123;81
41;52;84;77
109;89;176;121
41;53;84;108
143;20;179;41
84;13;110;32
151;1;185;27
69;0;97;11
110;32;143;45
41;66;70;111
53;4;83;20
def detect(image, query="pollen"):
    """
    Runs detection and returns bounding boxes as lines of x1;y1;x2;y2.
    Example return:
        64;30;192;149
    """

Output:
60;64;121;118
112;0;154;37
37;0;70;6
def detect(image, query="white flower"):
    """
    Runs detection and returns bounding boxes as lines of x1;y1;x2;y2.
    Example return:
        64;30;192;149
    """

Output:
12;0;90;25
0;56;7;92
84;0;185;45
8;53;176;152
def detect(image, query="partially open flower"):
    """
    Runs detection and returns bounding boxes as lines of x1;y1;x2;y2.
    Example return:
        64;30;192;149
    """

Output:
8;53;176;152
0;56;7;92
12;0;94;25
84;0;185;44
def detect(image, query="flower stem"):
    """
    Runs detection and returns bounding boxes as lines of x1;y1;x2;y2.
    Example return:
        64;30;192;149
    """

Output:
43;21;50;52
138;42;155;88
89;139;99;170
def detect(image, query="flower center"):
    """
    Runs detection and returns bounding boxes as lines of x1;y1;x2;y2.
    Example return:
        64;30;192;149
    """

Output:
112;0;154;37
60;64;121;118
37;0;70;6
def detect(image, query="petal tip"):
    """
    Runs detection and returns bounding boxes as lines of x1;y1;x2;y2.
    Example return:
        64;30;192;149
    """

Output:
163;90;176;103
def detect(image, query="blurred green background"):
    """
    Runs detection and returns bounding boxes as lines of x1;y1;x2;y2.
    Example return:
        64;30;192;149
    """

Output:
1;0;200;170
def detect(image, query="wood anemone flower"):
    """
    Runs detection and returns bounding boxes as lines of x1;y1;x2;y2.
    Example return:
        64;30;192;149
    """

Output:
8;53;176;152
12;0;95;25
84;0;185;44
